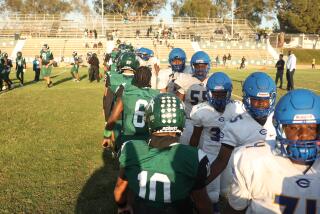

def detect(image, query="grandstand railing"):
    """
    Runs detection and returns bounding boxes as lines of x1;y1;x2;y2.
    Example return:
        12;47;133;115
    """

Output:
0;13;255;40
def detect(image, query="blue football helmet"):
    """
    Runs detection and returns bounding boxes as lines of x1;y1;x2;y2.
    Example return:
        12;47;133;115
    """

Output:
190;51;211;80
242;72;276;119
274;89;320;163
136;47;154;61
169;48;186;73
206;72;232;110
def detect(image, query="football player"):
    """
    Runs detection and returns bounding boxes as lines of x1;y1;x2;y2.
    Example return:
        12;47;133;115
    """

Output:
189;72;244;211
114;93;213;214
15;51;26;86
70;51;80;82
175;51;211;145
102;52;140;154
157;48;192;93
40;44;54;88
136;47;160;89
102;66;159;154
1;53;12;90
207;72;277;196
226;89;320;213
0;51;3;91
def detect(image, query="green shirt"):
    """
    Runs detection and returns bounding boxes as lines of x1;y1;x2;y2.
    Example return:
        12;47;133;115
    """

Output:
40;50;53;65
108;73;133;94
16;57;26;69
122;85;159;136
119;140;208;208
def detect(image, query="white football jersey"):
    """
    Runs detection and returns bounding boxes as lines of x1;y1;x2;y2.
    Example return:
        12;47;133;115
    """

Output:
221;111;276;148
190;100;245;155
229;141;320;214
138;56;160;89
157;66;192;91
175;75;208;117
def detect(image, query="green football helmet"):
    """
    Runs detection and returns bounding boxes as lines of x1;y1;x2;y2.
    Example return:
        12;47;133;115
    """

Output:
117;52;140;72
145;93;186;134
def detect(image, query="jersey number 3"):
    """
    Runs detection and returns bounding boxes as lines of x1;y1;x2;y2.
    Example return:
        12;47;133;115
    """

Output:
133;99;148;128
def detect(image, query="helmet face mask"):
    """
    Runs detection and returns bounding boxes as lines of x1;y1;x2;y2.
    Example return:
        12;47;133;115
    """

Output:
169;48;186;73
242;72;276;119
136;48;153;61
145;93;186;134
17;52;22;58
274;89;320;163
206;72;232;111
191;51;211;80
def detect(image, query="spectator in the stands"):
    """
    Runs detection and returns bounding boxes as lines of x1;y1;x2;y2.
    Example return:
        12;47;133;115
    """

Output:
240;56;246;69
93;29;97;39
223;54;227;66
215;55;220;67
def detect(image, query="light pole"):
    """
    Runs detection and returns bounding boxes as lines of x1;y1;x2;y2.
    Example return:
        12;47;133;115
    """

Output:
231;0;234;39
101;0;104;37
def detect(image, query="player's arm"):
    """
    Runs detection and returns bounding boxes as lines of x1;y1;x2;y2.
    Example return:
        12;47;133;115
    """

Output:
47;53;54;67
175;81;185;101
224;202;247;214
206;143;234;185
191;151;213;214
190;126;203;147
114;168;133;213
106;96;123;129
224;148;250;214
23;58;26;69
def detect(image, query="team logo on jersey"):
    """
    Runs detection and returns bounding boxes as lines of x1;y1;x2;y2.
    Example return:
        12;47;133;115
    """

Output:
220;132;224;139
296;178;310;188
218;117;224;122
259;129;267;135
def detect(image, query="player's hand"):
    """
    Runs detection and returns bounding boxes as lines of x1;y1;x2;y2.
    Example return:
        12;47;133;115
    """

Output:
117;205;133;214
46;65;49;68
102;131;115;149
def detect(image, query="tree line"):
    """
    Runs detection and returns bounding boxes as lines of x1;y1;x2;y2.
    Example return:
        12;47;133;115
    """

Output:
1;0;319;34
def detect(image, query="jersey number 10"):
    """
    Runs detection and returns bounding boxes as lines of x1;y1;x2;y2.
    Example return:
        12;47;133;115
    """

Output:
138;171;171;203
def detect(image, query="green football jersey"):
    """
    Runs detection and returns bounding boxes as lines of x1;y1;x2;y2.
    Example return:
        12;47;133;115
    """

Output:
109;73;133;94
122;85;159;137
109;63;118;74
16;57;26;69
119;140;208;208
40;50;53;65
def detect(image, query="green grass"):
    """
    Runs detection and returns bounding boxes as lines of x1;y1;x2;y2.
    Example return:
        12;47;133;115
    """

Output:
283;48;320;65
0;66;319;213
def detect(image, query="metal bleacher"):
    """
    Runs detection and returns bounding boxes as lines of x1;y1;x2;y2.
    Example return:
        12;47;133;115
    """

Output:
0;14;275;66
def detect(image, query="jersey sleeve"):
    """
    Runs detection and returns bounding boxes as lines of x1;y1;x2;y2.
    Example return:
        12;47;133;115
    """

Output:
174;74;193;95
228;148;252;210
220;116;242;147
192;149;210;190
119;141;133;168
190;104;203;127
157;68;172;90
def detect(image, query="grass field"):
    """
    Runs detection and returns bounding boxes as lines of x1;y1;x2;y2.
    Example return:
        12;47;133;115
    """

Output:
0;66;319;213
